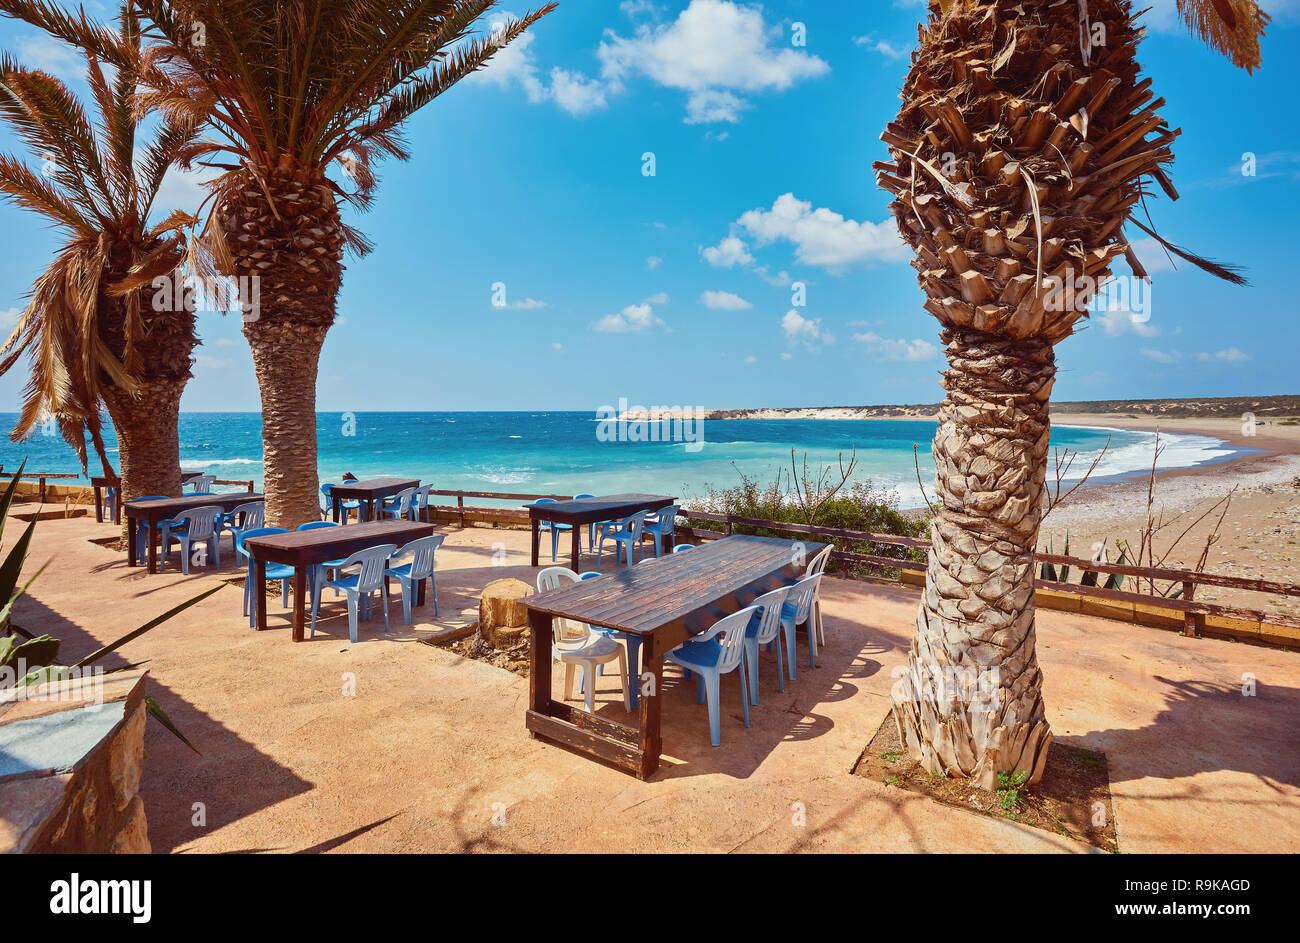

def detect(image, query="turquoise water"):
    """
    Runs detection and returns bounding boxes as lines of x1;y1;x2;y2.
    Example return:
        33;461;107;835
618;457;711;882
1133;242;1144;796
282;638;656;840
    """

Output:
0;411;1236;508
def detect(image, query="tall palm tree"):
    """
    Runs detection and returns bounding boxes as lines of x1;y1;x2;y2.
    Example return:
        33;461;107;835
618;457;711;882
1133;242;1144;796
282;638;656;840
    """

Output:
874;0;1264;788
0;7;199;508
2;0;557;527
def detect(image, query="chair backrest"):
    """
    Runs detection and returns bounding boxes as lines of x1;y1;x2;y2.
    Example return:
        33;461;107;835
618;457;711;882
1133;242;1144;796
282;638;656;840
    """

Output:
188;475;216;492
297;520;339;531
235;526;289;560
395;534;444;579
230;501;265;530
320;483;335;497
806;544;833;577
535;498;557;506
174;505;222;539
654;505;680;533
624;510;649;540
573;493;595;500
672;543;695;553
337;544;398;591
536;567;587;643
785;574;823;624
698;605;758;674
578;571;600;580
391;487;416;514
750;586;789;646
413;484;433;509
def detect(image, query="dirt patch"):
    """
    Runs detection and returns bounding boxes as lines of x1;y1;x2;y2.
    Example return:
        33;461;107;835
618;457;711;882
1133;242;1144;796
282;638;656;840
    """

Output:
853;714;1118;852
427;632;530;677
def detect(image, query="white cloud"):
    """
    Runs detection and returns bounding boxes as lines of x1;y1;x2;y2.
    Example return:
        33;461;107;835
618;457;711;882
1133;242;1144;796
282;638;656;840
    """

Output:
1096;308;1160;338
0;306;22;334
597;0;829;124
471;17;608;117
1194;347;1250;363
646;255;663;269
1140;348;1181;364
732;193;908;270
853;331;937;362
853;34;909;61
1128;237;1179;275
498;297;548;310
780;352;792;361
593;294;669;333
552;342;564;352
17;35;85;83
549;68;610;115
781;309;833;348
700;234;754;268
700;290;751;310
743;355;757;363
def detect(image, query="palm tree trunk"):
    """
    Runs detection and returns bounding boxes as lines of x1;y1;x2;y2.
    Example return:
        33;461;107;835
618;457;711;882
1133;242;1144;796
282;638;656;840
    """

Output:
891;328;1055;789
244;319;327;528
101;376;187;541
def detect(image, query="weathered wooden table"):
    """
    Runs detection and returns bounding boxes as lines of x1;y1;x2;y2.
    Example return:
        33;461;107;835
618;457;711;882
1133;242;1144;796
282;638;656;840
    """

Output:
524;493;675;569
125;492;263;573
244;520;434;642
329;477;420;523
94;470;205;524
524;534;825;778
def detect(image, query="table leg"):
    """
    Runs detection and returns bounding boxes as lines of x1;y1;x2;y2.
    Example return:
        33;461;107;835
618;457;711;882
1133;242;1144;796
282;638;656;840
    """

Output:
113;492;120;525
94;485;103;524
332;495;340;524
255;557;267;630
127;516;137;567
527;608;553;731
530;519;540;568
637;634;663;779
146;522;158;574
571;525;581;571
292;566;306;642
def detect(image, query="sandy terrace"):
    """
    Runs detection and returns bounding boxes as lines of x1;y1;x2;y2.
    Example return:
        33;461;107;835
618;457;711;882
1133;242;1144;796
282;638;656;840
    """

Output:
4;510;1298;854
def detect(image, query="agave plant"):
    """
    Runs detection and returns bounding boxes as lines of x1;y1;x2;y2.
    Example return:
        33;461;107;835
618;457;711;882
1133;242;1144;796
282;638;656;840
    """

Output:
875;0;1265;788
0;6;201;508
2;0;557;526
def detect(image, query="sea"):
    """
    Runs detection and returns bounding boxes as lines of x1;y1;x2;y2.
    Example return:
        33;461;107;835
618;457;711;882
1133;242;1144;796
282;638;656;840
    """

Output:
0;411;1241;510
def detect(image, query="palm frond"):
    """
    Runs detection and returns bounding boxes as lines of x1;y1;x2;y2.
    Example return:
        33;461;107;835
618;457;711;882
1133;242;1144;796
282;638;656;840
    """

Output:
1174;0;1270;74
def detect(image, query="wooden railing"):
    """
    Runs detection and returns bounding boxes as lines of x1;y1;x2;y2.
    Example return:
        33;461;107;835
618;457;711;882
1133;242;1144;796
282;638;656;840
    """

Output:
424;488;571;528
0;471;80;503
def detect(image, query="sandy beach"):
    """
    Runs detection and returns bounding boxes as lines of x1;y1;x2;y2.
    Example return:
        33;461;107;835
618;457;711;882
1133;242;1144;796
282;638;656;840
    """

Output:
1036;413;1300;620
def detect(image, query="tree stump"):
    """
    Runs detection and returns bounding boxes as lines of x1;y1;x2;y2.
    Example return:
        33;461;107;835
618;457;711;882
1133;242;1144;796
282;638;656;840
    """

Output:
478;579;532;650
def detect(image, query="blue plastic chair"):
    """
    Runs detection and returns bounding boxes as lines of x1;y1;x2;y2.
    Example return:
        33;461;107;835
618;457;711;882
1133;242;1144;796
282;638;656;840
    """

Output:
385;534;444;623
779;574;824;677
235;526;292;626
102;486;118;523
379;487;417;521
672;543;695;553
320;483;362;523
296;520;342;599
666;606;754;747
216;500;265;552
533;498;572;563
642;505;680;557
310;543;397;642
595;510;648;572
131;495;171;561
742;585;791;704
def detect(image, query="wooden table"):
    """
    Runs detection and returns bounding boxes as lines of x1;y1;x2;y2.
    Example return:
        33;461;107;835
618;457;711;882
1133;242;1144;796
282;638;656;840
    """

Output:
525;493;675;569
94;471;205;524
329;477;420;523
525;534;825;778
244;520;434;642
125;492;263;573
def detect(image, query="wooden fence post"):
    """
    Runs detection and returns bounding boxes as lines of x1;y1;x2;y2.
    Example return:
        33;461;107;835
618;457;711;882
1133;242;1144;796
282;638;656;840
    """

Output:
457;493;465;529
1182;581;1199;638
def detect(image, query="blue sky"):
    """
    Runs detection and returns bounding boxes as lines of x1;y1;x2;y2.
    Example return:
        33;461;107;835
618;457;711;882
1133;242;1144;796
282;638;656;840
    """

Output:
1;0;1297;413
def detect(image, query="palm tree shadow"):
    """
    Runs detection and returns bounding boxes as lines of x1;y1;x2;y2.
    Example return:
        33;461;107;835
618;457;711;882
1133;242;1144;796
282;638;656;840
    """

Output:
1080;675;1300;790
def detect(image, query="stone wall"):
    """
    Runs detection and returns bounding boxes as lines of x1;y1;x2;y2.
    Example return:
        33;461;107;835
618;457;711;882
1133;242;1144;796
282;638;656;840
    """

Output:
0;669;151;854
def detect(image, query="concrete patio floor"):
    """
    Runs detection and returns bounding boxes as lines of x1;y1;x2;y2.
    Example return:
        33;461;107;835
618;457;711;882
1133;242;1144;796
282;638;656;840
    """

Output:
5;508;1298;853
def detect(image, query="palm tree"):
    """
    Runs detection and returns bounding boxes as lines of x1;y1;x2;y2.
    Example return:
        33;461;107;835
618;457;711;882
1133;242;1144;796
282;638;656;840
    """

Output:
874;0;1265;788
2;0;557;526
0;9;199;506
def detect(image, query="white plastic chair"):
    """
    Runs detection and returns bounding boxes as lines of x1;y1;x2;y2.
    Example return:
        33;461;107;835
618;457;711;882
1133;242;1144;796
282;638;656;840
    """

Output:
536;567;631;713
780;574;824;677
410;485;434;522
385;534;444;623
161;505;223;574
186;475;216;493
805;545;833;647
742;585;790;704
666;606;754;747
595;510;648;572
217;500;265;551
311;543;397;642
